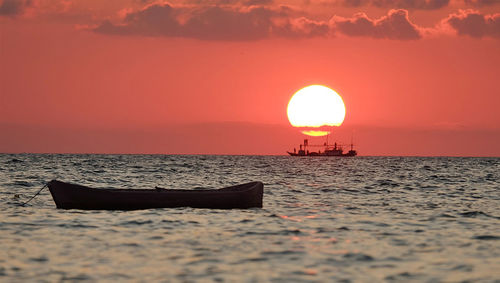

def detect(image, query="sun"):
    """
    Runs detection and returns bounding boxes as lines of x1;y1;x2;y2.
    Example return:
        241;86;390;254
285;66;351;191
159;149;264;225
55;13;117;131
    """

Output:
287;85;346;136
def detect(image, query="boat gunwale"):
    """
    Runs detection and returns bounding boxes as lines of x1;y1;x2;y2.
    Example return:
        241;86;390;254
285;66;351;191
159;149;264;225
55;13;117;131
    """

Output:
48;180;262;193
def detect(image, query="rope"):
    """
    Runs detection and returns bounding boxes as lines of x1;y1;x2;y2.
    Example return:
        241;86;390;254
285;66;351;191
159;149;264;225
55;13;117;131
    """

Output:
20;183;48;206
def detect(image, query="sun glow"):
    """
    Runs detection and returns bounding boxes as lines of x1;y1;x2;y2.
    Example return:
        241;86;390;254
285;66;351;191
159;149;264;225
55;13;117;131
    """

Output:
287;85;346;136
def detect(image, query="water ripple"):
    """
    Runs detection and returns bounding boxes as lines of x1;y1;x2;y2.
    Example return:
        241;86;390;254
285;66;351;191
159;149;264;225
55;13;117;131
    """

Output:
0;154;498;281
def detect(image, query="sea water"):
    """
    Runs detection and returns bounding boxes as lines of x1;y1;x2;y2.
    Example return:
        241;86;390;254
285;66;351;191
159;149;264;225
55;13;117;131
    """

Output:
0;154;498;282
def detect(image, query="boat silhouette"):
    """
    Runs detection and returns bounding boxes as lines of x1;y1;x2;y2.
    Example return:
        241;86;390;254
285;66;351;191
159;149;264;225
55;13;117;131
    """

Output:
287;138;357;157
47;180;263;210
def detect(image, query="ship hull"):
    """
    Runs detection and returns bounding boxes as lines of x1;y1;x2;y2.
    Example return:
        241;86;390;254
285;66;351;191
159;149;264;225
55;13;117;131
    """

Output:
287;151;356;157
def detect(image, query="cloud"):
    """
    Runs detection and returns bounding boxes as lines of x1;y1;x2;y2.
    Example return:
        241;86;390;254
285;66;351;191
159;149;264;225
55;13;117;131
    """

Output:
0;0;73;18
464;0;499;6
168;0;273;6
444;10;500;38
341;0;450;10
95;4;182;37
332;9;422;40
243;0;274;5
93;3;329;40
283;17;330;37
0;0;32;16
182;6;276;40
92;2;499;41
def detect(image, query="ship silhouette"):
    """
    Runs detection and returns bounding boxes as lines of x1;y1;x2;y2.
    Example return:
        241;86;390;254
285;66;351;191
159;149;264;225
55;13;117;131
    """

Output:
287;138;357;157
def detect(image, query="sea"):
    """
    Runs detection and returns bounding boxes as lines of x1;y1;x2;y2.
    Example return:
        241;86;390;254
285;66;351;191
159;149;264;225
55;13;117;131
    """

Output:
0;154;498;282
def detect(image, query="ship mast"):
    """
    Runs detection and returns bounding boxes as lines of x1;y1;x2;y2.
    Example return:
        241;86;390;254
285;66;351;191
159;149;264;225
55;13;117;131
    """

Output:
350;132;354;151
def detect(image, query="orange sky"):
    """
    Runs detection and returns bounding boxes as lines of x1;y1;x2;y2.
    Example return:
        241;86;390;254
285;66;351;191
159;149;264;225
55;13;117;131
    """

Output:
1;0;499;156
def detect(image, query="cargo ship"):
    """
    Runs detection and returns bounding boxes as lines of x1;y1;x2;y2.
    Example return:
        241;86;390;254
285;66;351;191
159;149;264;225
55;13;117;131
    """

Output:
287;138;357;157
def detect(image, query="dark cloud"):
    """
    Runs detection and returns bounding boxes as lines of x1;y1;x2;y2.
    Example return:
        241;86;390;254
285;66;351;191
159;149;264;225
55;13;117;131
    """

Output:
243;0;274;5
94;3;328;40
182;6;275;40
341;0;450;10
341;0;370;7
373;0;449;9
94;4;425;40
464;0;499;6
94;4;182;36
178;0;273;6
332;9;422;40
93;2;499;41
445;10;500;38
0;0;32;16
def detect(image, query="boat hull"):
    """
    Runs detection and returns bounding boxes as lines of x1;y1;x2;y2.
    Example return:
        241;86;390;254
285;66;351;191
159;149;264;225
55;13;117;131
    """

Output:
48;180;263;210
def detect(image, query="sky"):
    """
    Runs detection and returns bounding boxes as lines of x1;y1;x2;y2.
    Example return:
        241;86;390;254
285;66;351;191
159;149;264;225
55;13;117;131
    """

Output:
1;0;499;156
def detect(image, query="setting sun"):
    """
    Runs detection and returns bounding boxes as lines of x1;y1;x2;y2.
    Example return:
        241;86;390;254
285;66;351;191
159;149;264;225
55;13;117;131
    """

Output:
287;85;346;136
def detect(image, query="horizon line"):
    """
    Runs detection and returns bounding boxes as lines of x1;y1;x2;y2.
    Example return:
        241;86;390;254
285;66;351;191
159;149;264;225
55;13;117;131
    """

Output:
2;152;499;158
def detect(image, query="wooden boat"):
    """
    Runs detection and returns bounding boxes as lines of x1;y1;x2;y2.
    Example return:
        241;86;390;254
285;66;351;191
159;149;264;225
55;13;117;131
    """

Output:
47;180;263;210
